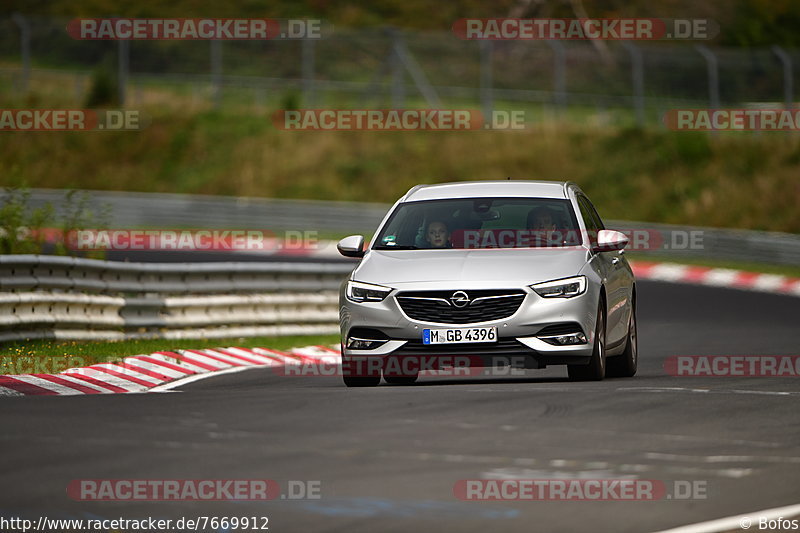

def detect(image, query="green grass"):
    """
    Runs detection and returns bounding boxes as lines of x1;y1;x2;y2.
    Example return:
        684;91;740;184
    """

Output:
2;96;798;235
2;70;799;232
0;334;340;376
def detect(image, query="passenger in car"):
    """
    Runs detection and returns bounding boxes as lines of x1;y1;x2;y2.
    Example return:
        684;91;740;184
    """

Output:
425;220;452;248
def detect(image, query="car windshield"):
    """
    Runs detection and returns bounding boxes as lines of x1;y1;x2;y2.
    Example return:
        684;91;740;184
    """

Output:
373;197;582;250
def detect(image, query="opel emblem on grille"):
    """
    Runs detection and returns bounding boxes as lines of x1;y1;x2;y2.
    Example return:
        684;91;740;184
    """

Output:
450;291;470;308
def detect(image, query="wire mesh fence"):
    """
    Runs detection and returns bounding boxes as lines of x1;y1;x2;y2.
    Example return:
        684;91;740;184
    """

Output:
1;15;798;126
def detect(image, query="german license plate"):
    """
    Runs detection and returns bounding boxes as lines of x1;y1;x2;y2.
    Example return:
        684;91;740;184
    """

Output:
422;327;497;345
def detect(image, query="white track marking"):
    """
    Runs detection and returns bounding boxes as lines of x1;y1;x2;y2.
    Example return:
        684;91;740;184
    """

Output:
63;368;149;392
9;375;85;395
121;357;193;378
644;452;800;465
51;373;111;393
140;353;209;373
652;502;800;533
150;365;256;392
88;364;163;386
205;348;280;366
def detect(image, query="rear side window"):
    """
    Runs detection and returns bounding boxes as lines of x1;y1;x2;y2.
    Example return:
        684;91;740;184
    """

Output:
583;196;605;231
576;195;600;247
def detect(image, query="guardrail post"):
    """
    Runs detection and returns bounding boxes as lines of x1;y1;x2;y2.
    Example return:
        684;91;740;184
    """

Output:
546;40;567;113
11;13;31;96
390;28;441;109
211;39;222;109
480;40;493;121
388;28;405;109
695;45;720;110
622;41;645;127
118;38;129;106
302;38;316;107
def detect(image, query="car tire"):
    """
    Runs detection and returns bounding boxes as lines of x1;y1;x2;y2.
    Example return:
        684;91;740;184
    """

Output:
342;375;381;387
568;300;606;381
382;355;419;385
383;372;419;385
607;299;637;378
341;353;381;387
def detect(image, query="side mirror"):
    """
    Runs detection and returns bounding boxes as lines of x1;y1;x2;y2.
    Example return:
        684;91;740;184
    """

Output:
337;235;365;258
593;229;629;252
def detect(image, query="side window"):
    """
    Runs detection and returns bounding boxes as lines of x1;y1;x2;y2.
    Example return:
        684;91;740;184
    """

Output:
576;196;599;247
584;196;605;230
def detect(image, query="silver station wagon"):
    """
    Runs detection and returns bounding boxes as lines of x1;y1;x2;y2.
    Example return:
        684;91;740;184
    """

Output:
337;180;637;387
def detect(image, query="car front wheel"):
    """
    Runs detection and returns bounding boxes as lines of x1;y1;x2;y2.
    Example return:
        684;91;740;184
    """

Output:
568;301;606;381
606;299;637;378
342;353;381;387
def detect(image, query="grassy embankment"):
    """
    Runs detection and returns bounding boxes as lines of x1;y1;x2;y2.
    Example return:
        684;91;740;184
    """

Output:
2;71;798;234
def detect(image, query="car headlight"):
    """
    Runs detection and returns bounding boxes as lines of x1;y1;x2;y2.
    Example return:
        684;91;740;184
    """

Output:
531;275;587;298
346;280;392;302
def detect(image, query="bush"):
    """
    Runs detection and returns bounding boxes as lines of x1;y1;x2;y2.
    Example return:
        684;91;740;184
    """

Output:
0;187;109;258
85;67;118;108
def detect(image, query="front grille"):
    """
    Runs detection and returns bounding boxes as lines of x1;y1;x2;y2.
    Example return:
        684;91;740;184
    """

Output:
396;289;526;324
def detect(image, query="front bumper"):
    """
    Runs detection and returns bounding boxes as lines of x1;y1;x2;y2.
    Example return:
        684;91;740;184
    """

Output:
340;282;599;368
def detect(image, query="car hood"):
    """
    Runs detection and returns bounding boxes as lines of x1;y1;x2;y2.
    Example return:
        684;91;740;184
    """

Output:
352;248;590;288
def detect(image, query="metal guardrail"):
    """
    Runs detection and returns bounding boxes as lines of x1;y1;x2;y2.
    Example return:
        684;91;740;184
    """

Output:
0;255;354;342
17;188;390;234
11;188;800;267
608;220;800;267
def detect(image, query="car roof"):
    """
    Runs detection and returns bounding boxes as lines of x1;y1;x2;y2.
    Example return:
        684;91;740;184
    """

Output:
402;180;577;202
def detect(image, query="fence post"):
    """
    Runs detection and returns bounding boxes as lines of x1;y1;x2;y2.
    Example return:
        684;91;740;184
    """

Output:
117;39;129;106
546;40;567;112
302;38;316;107
390;28;441;109
480;40;493;121
388;28;405;109
11;13;30;96
772;46;793;110
211;39;222;109
695;45;720;110
622;41;645;127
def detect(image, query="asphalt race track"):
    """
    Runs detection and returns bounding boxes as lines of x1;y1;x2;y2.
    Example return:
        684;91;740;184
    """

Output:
1;281;799;533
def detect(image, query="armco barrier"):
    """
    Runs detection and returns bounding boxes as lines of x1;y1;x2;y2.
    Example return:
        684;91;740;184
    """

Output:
0;255;354;342
11;189;800;267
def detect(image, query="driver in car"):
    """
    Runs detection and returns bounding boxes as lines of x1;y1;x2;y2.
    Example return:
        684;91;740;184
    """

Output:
526;206;560;246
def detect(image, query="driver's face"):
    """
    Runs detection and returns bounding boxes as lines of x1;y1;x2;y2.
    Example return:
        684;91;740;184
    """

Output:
533;214;555;231
426;222;449;247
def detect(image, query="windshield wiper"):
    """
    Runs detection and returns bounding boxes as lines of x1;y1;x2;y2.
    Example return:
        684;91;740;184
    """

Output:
373;245;419;250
